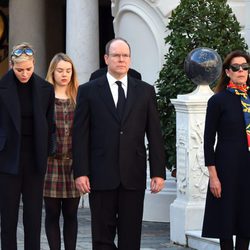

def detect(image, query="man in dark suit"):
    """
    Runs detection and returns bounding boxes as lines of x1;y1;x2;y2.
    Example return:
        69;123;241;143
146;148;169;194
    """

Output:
73;37;166;250
0;43;54;250
89;66;142;80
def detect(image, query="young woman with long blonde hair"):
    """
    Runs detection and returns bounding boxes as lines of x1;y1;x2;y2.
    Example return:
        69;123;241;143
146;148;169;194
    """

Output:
43;53;80;250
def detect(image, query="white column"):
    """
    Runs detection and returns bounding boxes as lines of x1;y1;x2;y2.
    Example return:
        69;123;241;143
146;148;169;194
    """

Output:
243;0;250;46
66;0;99;84
228;0;250;47
9;0;46;77
170;85;213;245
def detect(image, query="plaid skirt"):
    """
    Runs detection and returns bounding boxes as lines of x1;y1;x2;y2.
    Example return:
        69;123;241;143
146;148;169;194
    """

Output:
43;156;80;198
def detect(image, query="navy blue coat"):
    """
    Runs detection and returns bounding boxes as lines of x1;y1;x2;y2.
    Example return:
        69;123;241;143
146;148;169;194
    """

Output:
0;70;54;175
202;90;250;238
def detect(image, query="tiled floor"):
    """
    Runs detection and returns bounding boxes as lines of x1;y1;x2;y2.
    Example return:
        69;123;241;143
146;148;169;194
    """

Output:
15;206;193;250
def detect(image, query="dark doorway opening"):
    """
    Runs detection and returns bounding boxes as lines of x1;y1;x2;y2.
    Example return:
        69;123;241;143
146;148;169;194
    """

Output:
45;0;66;69
45;0;114;71
98;0;114;68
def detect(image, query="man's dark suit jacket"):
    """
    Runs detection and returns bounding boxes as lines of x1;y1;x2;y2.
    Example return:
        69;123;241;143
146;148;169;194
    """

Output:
0;70;54;175
72;75;166;190
89;67;142;81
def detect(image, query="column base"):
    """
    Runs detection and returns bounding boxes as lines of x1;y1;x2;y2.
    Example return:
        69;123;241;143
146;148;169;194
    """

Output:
170;199;205;245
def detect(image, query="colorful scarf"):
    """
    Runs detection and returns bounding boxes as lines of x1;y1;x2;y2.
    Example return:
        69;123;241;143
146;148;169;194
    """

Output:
227;81;250;151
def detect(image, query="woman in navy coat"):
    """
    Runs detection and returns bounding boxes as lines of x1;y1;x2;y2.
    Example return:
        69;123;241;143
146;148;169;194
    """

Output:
0;43;54;250
202;50;250;250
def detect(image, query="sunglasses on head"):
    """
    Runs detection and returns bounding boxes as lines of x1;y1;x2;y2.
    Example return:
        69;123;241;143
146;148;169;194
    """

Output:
11;48;34;57
229;63;250;72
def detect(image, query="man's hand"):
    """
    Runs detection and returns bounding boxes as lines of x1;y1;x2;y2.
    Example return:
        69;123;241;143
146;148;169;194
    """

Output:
150;177;165;193
75;176;91;194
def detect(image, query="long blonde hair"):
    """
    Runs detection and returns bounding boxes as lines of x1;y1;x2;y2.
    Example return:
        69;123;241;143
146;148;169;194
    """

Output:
46;53;79;105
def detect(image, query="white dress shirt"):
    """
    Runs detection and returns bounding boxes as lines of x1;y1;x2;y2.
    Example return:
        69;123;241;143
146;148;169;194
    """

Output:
106;72;128;107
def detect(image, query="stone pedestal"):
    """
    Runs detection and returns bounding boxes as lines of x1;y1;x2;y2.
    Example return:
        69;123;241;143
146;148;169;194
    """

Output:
170;85;213;245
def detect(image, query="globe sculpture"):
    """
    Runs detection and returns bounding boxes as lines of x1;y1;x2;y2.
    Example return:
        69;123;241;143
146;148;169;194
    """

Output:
184;47;222;85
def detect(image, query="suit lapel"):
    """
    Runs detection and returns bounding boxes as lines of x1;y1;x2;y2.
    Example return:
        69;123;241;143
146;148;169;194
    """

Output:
97;76;139;124
32;75;47;133
98;77;120;122
122;77;138;124
0;71;21;132
32;76;43;116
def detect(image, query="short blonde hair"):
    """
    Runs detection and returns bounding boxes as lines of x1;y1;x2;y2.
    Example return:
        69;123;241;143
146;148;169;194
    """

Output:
10;42;35;65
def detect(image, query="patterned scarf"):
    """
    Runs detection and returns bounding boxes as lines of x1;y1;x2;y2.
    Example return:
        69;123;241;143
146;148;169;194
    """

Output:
227;81;250;151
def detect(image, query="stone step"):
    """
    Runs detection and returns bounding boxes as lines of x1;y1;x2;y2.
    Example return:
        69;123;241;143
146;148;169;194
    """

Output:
186;231;220;250
186;231;250;250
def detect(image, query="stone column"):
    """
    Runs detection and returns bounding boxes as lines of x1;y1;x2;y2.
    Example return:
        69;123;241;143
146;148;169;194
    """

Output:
243;0;250;46
228;0;250;47
9;0;46;77
170;85;213;245
66;0;99;84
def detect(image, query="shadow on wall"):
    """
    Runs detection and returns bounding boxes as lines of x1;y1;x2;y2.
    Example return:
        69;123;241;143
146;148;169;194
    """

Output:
0;5;9;77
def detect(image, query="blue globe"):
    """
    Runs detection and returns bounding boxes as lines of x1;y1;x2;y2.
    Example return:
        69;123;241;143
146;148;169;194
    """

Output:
184;47;222;85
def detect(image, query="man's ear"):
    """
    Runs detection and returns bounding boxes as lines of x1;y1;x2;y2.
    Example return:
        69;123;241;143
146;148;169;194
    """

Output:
104;54;108;66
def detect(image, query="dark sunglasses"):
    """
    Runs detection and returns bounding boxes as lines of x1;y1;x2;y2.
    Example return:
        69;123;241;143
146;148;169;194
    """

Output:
11;48;34;57
229;63;250;72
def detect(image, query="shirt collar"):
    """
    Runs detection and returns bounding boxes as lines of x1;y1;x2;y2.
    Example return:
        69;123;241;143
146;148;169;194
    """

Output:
106;72;128;88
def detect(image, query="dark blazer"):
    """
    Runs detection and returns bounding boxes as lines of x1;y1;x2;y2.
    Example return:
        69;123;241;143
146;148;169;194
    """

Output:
0;70;54;175
89;67;142;81
72;75;165;190
202;90;250;238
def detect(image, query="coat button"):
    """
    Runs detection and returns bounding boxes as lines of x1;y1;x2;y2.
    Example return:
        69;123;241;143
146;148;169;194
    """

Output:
120;131;123;135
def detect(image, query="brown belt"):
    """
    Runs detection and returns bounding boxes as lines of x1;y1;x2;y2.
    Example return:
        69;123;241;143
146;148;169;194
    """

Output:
50;153;72;160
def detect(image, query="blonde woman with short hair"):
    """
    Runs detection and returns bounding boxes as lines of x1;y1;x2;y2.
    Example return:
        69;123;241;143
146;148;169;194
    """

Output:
0;42;54;250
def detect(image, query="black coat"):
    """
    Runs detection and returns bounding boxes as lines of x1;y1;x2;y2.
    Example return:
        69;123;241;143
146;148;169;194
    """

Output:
72;75;165;190
202;90;250;238
0;70;54;175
